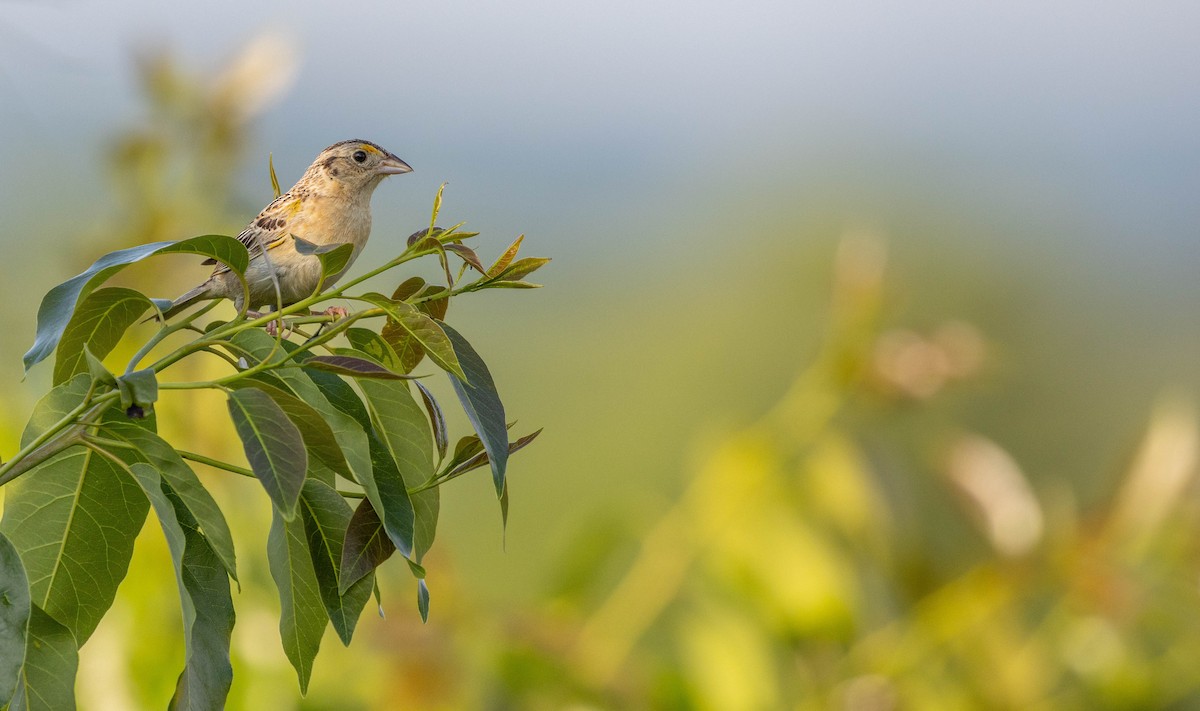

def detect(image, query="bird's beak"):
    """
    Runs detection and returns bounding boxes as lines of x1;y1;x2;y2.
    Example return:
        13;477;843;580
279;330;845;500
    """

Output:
377;153;413;175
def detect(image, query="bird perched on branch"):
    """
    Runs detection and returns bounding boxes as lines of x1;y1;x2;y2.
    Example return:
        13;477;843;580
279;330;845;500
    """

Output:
161;139;412;319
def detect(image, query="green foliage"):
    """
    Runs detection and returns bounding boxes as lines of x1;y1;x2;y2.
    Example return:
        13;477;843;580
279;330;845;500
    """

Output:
0;192;547;708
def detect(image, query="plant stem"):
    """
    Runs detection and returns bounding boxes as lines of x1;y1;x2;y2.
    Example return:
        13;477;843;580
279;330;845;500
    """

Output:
0;391;119;486
178;449;254;478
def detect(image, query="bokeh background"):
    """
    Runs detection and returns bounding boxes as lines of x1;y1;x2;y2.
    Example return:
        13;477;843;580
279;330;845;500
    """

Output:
2;1;1199;709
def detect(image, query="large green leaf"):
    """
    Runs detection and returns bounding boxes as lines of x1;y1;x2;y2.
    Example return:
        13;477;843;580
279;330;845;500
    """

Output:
52;287;152;386
103;422;238;583
127;464;233;711
0;532;30;706
7;606;77;711
0;446;149;643
24;235;249;372
358;380;438;562
267;508;327;694
3;376;148;642
439;322;509;497
226;388;307;520
361;293;465;380
19;374;90;449
299;481;373;645
306;370;416;559
235;380;352;487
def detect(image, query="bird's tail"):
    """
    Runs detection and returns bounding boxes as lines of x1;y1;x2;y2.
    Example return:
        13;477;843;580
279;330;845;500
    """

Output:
152;284;214;322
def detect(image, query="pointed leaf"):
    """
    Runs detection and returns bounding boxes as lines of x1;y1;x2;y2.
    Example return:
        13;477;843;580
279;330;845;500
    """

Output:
345;329;403;373
491;256;551;282
0;444;149;643
414;381;448;461
442;429;543;482
305;370;415;558
268;153;282;198
0;533;30;706
25;235;249;372
439;322;509;497
303;354;418;380
299;481;373;645
226;388;307;520
487;234;524;277
442;243;486;273
267;508;326;693
52;287;152;385
339;499;396;595
363;294;465;380
127;464;233;711
416;579;430;623
7;606;77;711
103;422;238;582
390;277;425;302
358;380;438;562
482;280;543;289
234;381;352;486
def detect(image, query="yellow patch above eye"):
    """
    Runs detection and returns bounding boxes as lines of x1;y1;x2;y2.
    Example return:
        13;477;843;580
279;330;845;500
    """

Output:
287;199;303;215
358;144;381;155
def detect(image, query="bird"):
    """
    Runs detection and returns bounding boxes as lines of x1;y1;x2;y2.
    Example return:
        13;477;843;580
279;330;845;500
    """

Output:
160;139;412;320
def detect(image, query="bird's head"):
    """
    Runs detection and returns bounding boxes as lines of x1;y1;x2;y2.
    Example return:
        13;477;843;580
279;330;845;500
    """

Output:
308;139;413;195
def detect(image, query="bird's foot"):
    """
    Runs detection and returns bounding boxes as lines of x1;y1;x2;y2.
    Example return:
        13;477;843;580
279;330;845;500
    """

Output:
264;318;291;339
320;306;349;320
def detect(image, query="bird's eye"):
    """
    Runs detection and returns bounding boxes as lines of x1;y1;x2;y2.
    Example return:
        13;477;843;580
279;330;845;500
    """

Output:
352;150;368;163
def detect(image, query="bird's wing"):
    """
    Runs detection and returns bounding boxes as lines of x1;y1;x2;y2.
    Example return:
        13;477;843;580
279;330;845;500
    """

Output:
205;193;303;274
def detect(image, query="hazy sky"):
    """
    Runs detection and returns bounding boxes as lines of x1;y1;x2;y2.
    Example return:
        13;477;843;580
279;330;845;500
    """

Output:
2;1;1198;262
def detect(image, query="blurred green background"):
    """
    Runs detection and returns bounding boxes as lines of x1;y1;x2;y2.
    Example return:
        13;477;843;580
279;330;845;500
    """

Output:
2;2;1199;709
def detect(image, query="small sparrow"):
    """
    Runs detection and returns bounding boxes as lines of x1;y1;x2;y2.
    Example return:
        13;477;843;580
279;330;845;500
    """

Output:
162;139;412;319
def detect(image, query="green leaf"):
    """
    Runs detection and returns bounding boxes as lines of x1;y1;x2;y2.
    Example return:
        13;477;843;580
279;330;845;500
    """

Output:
442;243;486;273
390;277;425;302
18;374;89;449
339;499;396;595
235;380;352;487
7;605;77;711
226;388;307;520
52;287;152;386
491;256;551;282
414;381;448;461
292;236;355;287
102;422;238;583
0;444;149;643
416;579;430;623
24;235;249;372
442;429;542;481
303;354;418;380
115;368;158;417
345;328;403;373
305;370;415;559
299;481;373;645
268;508;327;694
481;280;543;289
358;380;438;562
439;322;509;497
362;294;465;381
83;347;116;387
0;533;30;706
126;464;233;711
486;234;523;277
268;153;282;198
